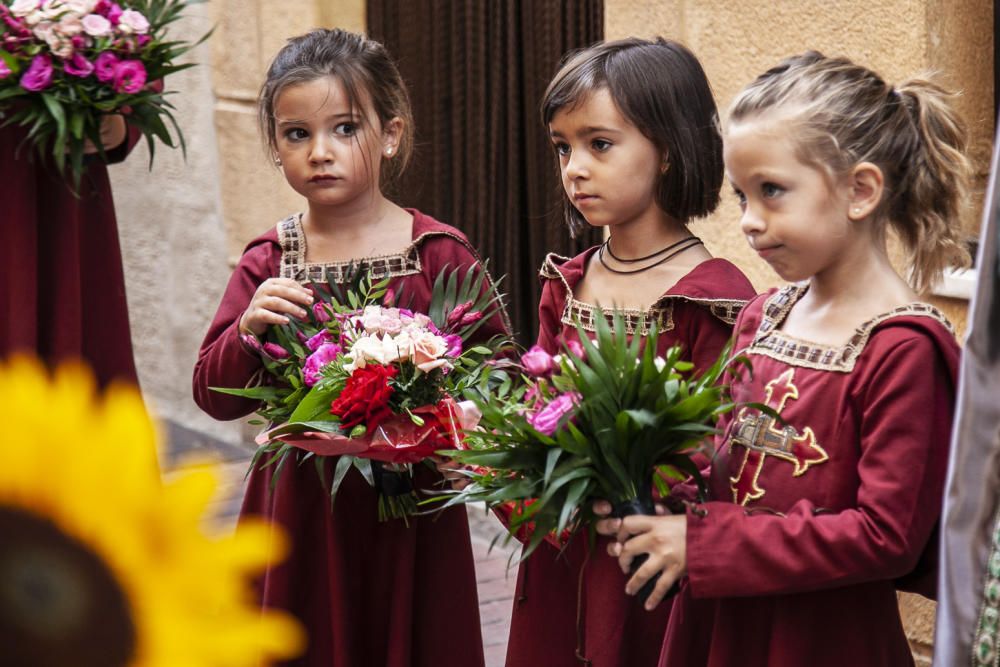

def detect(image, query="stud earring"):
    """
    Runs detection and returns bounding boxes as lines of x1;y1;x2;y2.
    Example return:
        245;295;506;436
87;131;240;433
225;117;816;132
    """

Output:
853;208;861;215
385;147;394;156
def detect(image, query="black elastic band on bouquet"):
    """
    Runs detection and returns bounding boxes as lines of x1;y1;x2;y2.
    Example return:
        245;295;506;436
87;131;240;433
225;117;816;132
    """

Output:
611;497;681;605
372;461;413;497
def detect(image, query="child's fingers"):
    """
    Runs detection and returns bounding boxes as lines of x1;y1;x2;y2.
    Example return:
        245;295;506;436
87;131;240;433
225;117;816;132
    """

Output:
623;549;667;597
641;566;681;611
594;517;621;537
592;500;613;516
260;279;314;305
258;295;310;319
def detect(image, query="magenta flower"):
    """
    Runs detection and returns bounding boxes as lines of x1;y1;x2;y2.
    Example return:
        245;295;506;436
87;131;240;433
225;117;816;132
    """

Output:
305;329;334;352
263;342;289;360
0;61;10;80
20;54;53;91
528;393;580;436
565;339;585;358
521;345;555;377
112;59;146;93
444;334;463;357
302;343;342;387
459;311;483;327
64;52;94;78
105;2;123;24
94;51;118;82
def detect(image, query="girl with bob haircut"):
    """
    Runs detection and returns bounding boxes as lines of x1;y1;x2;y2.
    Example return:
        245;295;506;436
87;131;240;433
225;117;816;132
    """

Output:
503;37;755;667
596;51;968;667
193;28;507;667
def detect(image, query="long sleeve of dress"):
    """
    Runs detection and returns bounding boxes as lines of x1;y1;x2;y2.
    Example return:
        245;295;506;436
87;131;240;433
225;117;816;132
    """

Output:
685;331;954;599
192;242;279;420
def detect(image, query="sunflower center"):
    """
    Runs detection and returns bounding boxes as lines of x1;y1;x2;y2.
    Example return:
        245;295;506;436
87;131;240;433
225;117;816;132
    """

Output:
0;507;136;667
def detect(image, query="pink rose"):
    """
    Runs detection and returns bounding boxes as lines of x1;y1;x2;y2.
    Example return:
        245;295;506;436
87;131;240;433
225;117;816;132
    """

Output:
111;58;145;93
81;12;111;36
20;53;53;91
527;392;580;436
63;52;93;77
305;329;334;352
303;343;342;387
263;342;289;360
93;50;117;81
116;8;148;34
411;330;451;373
521;345;555;377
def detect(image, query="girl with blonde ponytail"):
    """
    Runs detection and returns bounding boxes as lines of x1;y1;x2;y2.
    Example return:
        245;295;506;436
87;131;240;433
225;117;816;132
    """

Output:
594;52;968;667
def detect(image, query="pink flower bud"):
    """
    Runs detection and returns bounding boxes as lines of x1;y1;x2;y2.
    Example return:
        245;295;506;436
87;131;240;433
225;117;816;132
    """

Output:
263;342;289;360
521;345;555;377
459;311;483;327
565;339;585;358
446;300;473;327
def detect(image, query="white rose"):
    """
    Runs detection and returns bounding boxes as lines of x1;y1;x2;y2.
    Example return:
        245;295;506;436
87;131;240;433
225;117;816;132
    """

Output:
81;13;110;36
10;0;41;17
117;9;149;34
55;14;82;36
62;0;97;14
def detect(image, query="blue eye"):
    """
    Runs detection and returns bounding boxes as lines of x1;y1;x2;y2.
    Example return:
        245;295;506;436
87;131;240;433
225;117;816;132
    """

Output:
335;123;357;137
592;139;611;152
762;182;784;198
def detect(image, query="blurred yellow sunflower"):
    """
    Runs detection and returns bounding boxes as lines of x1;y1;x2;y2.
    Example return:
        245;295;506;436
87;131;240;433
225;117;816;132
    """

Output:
0;357;304;666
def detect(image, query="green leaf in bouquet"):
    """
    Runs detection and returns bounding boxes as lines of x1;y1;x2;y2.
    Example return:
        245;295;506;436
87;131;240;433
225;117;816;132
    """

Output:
329;454;355;509
210;385;287;402
264;419;341;438
352;457;375;486
287;382;342;423
543;448;561;486
557;478;590;537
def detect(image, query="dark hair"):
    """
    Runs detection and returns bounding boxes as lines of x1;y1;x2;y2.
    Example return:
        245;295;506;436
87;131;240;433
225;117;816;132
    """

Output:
541;37;724;234
729;51;972;293
258;28;414;193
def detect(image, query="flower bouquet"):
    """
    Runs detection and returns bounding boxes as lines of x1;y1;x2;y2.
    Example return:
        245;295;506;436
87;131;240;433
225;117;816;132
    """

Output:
0;0;208;190
213;265;511;522
437;313;751;601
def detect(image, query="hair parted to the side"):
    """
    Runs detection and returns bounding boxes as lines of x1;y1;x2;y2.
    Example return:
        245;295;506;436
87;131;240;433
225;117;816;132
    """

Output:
258;28;414;194
728;51;972;294
541;37;724;236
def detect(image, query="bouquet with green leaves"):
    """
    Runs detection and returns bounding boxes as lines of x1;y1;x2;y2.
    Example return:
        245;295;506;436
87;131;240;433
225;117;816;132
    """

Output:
213;265;511;521
438;312;748;598
0;0;209;190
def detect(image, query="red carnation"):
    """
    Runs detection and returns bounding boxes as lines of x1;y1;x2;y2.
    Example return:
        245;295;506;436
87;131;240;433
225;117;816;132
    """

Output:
330;364;398;430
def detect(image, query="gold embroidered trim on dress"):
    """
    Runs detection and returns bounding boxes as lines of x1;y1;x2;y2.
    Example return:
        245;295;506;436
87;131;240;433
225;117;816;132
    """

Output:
561;298;673;336
748;285;954;372
277;214;421;283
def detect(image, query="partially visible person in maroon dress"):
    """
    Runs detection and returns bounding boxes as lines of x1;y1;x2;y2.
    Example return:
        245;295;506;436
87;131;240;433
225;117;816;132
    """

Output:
0;115;140;387
503;38;755;667
193;29;506;667
596;52;972;667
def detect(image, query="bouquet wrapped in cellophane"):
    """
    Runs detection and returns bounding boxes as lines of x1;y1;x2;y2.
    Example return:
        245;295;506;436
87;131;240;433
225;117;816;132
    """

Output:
0;0;208;190
438;312;755;600
213;265;512;522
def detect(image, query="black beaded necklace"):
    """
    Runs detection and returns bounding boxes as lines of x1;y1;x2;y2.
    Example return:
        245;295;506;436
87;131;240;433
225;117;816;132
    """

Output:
598;236;703;275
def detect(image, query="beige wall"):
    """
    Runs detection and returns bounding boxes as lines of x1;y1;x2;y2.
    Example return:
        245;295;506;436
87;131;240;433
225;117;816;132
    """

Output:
110;0;364;448
605;1;994;662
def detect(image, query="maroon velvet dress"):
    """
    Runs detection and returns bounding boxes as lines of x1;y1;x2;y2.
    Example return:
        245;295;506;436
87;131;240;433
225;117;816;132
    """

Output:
193;209;506;667
0;124;140;387
659;286;959;667
504;248;756;667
